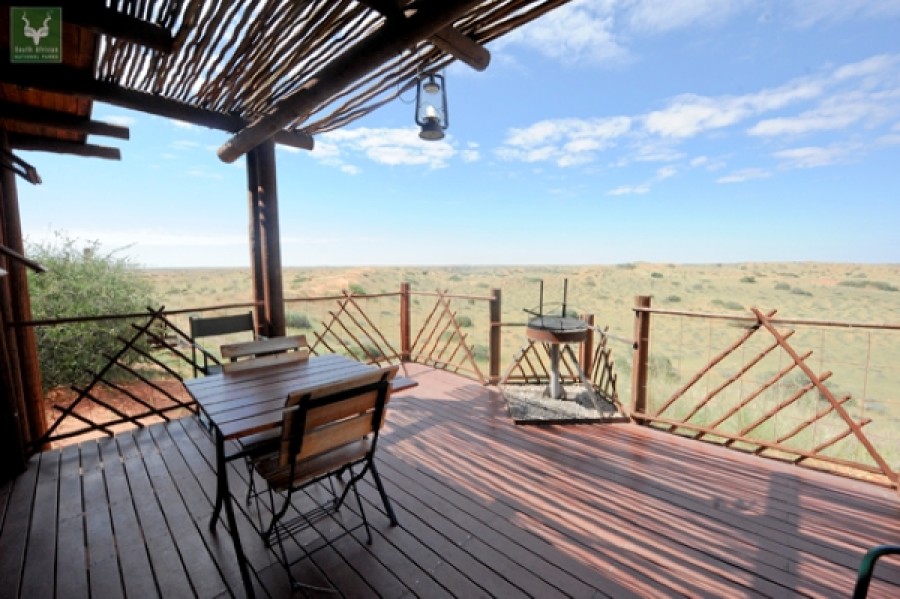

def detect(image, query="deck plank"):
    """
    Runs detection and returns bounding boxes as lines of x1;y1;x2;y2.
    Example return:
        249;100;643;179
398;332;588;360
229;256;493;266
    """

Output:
81;439;125;599
2;364;898;598
55;444;88;599
20;451;59;598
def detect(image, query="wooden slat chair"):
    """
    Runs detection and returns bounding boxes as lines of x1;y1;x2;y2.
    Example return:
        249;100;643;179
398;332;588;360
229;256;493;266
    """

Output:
189;311;256;377
248;365;400;591
220;335;308;373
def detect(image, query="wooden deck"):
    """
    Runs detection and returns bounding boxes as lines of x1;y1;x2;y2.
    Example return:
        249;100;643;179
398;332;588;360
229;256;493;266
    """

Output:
2;364;899;598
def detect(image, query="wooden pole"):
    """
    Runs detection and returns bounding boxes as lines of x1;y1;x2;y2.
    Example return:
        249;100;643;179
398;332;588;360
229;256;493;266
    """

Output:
631;295;652;424
0;130;46;445
580;313;594;379
489;288;501;384
255;140;285;337
400;282;411;362
246;147;266;337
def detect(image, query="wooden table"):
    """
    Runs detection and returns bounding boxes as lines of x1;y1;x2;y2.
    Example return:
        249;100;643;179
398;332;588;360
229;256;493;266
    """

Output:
184;353;381;598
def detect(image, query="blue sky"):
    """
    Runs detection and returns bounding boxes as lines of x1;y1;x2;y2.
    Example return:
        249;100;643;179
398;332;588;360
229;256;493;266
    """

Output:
19;0;900;267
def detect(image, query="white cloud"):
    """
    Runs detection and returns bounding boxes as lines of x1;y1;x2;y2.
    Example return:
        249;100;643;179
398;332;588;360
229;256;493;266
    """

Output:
171;140;200;150
625;0;753;33
644;80;822;138
787;0;900;28
656;166;677;179
460;142;480;163
717;168;771;184
311;127;457;170
171;119;194;130
773;145;852;168
497;0;629;66
497;116;631;167
608;184;649;196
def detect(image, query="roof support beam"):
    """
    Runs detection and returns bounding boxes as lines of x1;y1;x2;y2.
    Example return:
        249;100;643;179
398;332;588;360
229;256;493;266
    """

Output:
0;101;130;140
357;0;490;70
8;134;121;160
1;62;313;151
217;0;485;163
430;26;490;71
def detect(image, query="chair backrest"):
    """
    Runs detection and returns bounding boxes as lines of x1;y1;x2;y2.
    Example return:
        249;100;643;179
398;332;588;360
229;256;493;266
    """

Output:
280;365;399;468
221;335;307;363
189;312;256;340
189;312;256;376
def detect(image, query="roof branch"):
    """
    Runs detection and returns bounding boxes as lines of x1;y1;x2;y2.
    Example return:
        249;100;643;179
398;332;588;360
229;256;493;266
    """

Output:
217;0;486;163
9;133;121;160
0;101;130;140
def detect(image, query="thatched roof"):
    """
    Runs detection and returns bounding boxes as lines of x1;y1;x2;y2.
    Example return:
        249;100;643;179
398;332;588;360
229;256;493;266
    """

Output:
1;0;569;165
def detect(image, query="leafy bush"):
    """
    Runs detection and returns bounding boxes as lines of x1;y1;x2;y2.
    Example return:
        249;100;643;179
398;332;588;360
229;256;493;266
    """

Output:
455;315;473;327
740;276;756;284
791;288;813;297
712;299;744;311
838;280;898;292
27;234;156;391
470;344;489;361
348;283;366;295
285;312;312;329
774;282;791;291
651;272;663;279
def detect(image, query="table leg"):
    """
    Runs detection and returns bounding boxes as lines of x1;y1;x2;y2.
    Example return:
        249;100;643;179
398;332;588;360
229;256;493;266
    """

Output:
212;428;256;598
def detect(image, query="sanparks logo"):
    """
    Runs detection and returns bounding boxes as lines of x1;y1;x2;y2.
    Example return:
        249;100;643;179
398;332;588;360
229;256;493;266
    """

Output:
10;7;62;63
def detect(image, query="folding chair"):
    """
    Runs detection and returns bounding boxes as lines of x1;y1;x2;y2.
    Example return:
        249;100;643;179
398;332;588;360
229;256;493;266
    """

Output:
852;544;900;598
189;311;256;376
248;365;399;591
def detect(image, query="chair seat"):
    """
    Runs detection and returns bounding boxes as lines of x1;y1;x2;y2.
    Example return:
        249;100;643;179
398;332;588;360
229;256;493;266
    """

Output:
226;427;282;461
253;438;372;492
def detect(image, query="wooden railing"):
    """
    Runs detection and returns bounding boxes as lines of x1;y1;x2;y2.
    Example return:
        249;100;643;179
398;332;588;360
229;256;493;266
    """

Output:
19;286;900;494
628;295;900;490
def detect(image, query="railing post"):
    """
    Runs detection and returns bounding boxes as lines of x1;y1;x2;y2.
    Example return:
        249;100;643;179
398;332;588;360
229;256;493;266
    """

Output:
631;295;652;424
580;313;594;379
489;288;501;384
400;282;411;362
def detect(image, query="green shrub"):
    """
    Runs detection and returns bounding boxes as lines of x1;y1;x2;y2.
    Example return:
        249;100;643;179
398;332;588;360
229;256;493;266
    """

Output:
455;315;473;328
774;282;791;291
348;283;366;295
27;234;156;391
838;280;898;292
664;295;682;303
740;276;756;284
471;344;489;361
651;272;663;279
285;312;312;329
791;288;813;297
712;299;744;311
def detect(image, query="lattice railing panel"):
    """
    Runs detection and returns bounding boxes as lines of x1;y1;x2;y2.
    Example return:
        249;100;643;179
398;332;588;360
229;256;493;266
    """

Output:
308;292;402;367
639;309;896;487
36;308;197;449
408;290;485;383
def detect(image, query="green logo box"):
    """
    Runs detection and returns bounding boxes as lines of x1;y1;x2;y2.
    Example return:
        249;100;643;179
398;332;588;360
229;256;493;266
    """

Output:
10;7;62;64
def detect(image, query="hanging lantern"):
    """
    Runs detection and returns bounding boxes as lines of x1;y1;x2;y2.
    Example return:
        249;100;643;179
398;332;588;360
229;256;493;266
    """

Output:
415;73;448;141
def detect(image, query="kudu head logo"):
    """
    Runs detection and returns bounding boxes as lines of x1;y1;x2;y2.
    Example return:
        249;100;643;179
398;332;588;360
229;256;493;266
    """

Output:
22;11;52;45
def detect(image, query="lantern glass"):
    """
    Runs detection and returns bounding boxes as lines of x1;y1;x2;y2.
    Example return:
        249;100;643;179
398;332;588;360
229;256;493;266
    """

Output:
415;73;448;139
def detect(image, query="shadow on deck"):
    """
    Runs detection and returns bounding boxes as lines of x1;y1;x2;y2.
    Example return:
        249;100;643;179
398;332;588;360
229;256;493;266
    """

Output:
2;365;899;598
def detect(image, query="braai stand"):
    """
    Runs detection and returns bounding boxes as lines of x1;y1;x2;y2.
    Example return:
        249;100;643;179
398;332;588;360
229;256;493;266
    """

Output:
526;315;590;399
